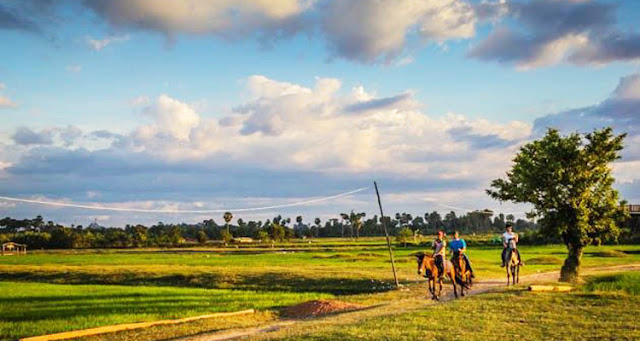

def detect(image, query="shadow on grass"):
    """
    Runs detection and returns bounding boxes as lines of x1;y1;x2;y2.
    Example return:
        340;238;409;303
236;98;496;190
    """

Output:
0;271;394;295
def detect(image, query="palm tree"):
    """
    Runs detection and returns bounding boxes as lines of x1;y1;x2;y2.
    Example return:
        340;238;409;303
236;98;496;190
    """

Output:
223;212;233;234
340;211;366;239
314;217;321;238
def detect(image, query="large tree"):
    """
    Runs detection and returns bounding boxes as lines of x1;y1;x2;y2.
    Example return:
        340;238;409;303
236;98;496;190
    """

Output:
487;128;628;282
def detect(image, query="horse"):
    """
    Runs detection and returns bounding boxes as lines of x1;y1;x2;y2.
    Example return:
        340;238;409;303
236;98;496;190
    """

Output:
416;252;466;300
506;240;520;285
452;251;473;289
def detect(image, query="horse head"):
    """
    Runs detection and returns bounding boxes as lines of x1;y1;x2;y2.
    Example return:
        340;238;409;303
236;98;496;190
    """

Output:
415;252;426;275
415;252;434;277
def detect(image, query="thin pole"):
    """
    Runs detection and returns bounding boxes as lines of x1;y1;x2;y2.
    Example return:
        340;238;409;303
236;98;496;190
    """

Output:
374;181;399;288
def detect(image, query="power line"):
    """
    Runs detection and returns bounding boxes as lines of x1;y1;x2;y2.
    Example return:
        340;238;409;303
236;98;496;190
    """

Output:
0;186;370;214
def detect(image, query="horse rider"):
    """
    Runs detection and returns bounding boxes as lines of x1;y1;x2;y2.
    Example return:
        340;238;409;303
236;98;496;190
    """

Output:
449;230;475;278
432;230;446;277
501;222;523;267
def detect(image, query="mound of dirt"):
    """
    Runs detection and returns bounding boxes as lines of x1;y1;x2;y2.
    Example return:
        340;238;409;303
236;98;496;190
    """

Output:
282;300;365;318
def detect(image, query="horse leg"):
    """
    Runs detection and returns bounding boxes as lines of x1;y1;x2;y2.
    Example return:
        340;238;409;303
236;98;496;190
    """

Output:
516;266;520;284
506;267;511;286
427;278;435;300
430;278;437;300
450;274;457;298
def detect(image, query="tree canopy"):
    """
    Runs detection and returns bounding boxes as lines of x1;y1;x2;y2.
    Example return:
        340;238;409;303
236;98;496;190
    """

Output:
487;127;628;282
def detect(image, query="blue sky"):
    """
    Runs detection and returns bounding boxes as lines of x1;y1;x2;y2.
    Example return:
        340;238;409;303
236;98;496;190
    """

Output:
1;0;640;226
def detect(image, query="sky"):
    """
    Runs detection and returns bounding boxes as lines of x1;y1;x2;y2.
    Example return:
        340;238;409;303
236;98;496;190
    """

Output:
1;0;640;227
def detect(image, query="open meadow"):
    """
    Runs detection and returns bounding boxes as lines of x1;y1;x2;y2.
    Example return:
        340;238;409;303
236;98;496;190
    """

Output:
1;239;639;340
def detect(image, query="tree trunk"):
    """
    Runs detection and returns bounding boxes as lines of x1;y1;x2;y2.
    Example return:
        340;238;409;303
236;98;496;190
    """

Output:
560;243;583;282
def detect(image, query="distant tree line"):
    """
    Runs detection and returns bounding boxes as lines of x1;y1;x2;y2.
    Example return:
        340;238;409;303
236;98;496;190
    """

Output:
0;210;537;249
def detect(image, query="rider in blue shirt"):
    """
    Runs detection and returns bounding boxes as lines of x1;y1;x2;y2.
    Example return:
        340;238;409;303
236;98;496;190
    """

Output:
449;231;475;278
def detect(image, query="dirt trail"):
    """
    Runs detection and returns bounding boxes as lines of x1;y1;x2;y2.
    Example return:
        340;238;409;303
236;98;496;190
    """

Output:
175;264;640;341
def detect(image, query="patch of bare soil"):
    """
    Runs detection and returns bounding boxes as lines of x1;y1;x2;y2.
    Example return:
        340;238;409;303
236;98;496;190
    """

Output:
281;300;365;318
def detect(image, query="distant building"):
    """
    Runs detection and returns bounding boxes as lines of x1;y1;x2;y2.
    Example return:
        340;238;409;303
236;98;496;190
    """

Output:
625;205;640;231
2;242;27;256
232;237;253;244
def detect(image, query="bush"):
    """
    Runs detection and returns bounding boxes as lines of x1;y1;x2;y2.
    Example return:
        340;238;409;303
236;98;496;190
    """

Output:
220;230;233;244
396;227;413;247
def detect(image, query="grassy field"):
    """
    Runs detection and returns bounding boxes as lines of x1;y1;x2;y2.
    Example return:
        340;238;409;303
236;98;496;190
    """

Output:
0;242;639;340
1;244;639;294
0;282;330;340
256;272;640;341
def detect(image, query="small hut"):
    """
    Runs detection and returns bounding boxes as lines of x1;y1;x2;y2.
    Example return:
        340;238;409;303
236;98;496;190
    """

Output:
1;242;27;255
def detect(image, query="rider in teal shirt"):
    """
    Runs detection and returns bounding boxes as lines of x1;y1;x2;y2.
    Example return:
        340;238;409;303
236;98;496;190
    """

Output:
449;231;475;278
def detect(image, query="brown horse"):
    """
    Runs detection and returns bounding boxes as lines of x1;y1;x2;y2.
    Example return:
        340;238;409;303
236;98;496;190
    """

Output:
416;253;466;300
506;248;520;285
452;251;473;289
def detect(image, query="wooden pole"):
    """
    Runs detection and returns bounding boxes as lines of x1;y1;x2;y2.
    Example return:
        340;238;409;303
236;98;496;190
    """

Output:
374;181;399;288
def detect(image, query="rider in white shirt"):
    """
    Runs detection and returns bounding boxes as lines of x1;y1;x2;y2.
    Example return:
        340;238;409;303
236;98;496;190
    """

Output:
501;222;523;266
432;230;446;277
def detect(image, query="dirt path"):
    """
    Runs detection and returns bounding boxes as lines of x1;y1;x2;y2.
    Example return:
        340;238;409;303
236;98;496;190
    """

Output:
175;264;640;341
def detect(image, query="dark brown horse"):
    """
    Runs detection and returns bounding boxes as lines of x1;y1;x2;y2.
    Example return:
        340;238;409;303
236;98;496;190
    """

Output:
416;253;466;300
452;251;473;289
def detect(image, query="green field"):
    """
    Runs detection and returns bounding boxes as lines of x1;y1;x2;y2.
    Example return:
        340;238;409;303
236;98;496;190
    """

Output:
1;244;639;294
0;282;330;340
257;272;640;341
0;242;639;340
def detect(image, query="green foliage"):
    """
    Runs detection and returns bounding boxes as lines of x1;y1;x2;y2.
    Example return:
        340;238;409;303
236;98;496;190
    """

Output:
196;230;207;245
395;227;413;247
340;211;366;238
256;230;269;242
268;222;286;242
220;229;233;244
487;127;628;281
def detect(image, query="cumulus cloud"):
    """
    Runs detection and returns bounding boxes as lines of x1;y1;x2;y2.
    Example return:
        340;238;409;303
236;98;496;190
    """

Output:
7;74;640;225
138;94;201;141
321;0;476;62
9;75;531;182
534;73;640;138
10;125;87;147
11;127;54;145
468;0;640;69
533;72;640;194
86;34;130;51
79;0;478;63
83;0;309;42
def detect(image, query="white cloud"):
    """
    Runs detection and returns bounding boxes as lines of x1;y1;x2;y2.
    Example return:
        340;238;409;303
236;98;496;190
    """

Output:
6;74;640;225
116;75;530;179
81;0;477;64
86;34;130;51
468;0;640;69
84;0;308;39
322;0;476;62
138;94;201;141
